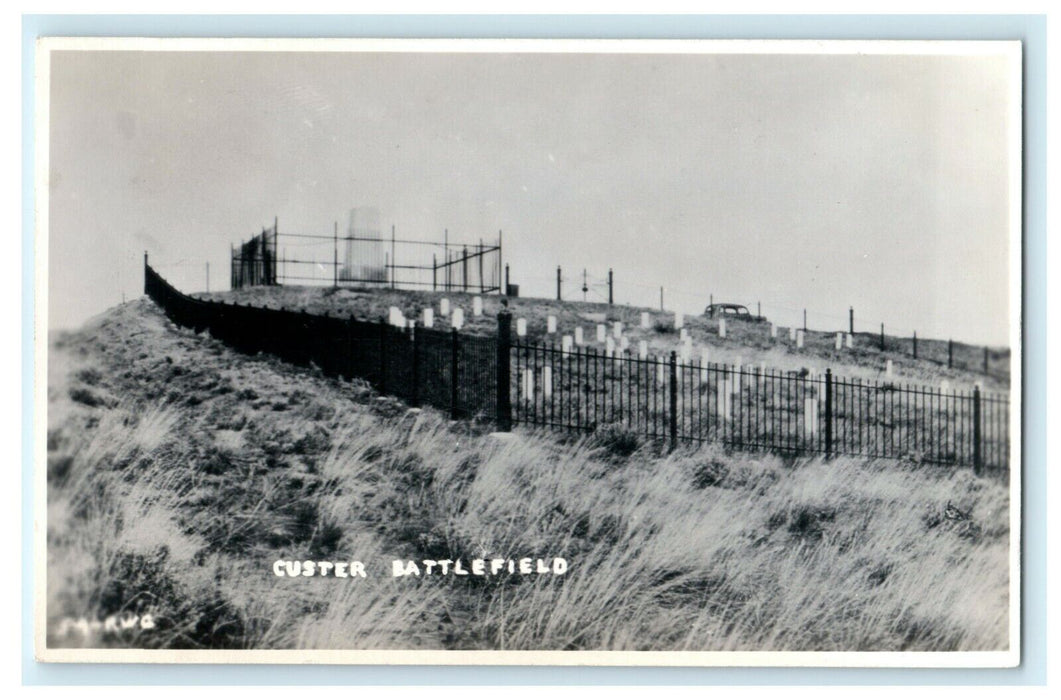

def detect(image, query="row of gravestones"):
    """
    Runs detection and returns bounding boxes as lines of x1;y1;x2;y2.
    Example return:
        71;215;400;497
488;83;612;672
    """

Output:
384;297;984;416
382;297;949;387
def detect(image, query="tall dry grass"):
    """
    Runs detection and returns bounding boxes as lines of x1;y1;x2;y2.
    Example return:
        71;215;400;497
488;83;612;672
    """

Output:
45;300;1009;651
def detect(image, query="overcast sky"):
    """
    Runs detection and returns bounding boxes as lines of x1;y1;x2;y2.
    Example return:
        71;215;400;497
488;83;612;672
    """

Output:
47;46;1017;345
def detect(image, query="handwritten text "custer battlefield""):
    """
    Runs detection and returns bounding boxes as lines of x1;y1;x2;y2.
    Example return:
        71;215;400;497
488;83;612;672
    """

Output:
272;558;568;578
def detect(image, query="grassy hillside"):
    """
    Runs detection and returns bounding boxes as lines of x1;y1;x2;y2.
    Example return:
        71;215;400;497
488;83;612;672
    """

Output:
199;284;1010;391
44;298;1010;651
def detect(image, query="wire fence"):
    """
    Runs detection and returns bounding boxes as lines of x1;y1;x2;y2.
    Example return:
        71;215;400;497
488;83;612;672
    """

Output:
147;260;1010;473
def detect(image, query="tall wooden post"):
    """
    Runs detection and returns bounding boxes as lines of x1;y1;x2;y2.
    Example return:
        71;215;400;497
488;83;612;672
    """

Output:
505;264;510;295
391;225;396;290
608;268;614;305
849;307;854;334
983;347;989;374
913;331;918;359
948;339;954;368
333;221;338;288
557;266;562;301
880;323;885;351
803;309;808;332
462;245;468;292
496;302;513;431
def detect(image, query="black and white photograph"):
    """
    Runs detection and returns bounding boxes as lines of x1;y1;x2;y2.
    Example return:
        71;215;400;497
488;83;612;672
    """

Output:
34;38;1021;665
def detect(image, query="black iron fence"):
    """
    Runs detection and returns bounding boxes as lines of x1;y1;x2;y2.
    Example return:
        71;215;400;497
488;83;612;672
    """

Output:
147;260;495;420
509;343;1009;471
229;217;503;292
231;223;279;289
146;260;1010;473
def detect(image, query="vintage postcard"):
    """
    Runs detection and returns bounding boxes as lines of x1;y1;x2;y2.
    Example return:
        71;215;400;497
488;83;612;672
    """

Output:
34;38;1022;666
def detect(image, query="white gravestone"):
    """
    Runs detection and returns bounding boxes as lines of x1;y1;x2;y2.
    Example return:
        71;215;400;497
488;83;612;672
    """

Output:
718;379;732;420
562;335;573;352
574;327;584;345
770;323;777;339
796;330;805;348
613;321;623;339
423;308;434;328
596;324;606;343
845;333;853;349
719;318;727;338
473;296;483;316
439;298;450;316
641;312;651;329
674;311;684;329
547;315;557;333
639;340;648;359
522;369;534;401
543;366;552;399
805;399;819;435
516;318;527;337
835;332;843;350
451;308;464;330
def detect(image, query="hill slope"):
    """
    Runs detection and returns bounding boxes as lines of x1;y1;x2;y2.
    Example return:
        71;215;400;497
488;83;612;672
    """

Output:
199;284;1011;391
45;298;1009;651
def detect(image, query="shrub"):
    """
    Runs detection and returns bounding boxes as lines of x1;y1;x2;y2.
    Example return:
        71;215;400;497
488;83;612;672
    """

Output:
653;320;676;334
592;422;640;458
689;459;728;489
69;386;104;407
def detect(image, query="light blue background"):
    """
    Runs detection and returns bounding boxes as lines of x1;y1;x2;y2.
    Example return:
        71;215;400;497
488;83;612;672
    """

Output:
22;14;1047;686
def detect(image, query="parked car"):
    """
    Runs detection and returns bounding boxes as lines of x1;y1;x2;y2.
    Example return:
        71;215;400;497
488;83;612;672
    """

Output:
704;303;766;322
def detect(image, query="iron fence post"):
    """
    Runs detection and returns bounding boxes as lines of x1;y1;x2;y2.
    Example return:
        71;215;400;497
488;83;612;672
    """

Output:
669;350;678;451
496;302;513;431
450;327;460;420
410;322;420;407
378;316;387;394
825;368;833;459
973;386;983;475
